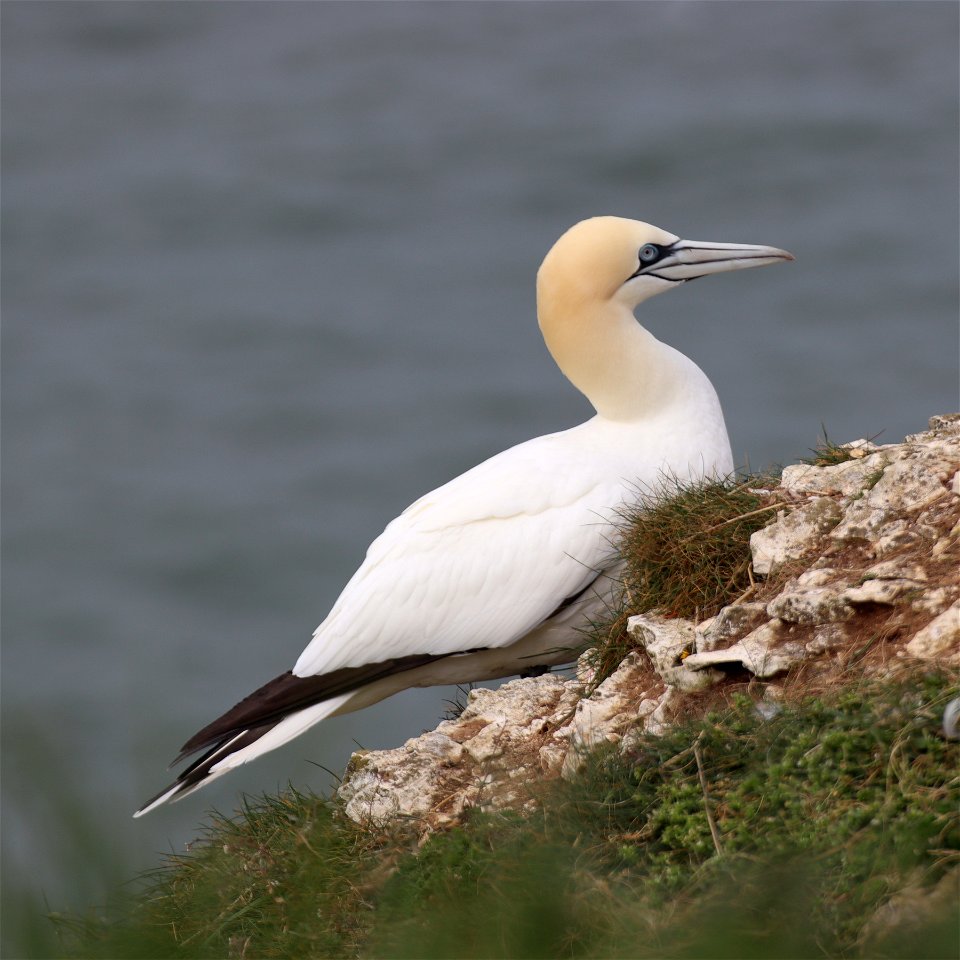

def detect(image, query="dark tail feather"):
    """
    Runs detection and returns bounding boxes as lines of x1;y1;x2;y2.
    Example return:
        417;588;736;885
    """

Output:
134;724;276;816
134;652;449;817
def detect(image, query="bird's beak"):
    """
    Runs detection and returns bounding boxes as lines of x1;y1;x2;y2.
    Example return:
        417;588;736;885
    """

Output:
647;240;794;282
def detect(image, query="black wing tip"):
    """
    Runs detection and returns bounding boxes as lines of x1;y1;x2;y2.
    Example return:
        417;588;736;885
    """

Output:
133;780;185;818
175;655;448;760
137;653;453;816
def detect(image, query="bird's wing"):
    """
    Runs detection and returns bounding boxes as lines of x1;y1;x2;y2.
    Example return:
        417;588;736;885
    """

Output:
293;429;627;678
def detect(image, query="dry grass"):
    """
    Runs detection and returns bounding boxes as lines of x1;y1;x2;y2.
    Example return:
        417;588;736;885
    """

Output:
585;473;780;684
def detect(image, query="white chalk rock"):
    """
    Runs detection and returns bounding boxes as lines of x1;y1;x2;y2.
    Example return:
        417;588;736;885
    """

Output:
697;602;768;652
864;559;928;582
562;652;654;776
338;673;575;828
779;450;893;497
873;520;924;555
830;502;894;544
627;614;721;690
842;579;921;606
767;585;855;625
905;601;960;662
912;587;958;617
750;497;842;575
642;687;679;737
926;413;960;434
864;456;953;513
805;623;850;655
685;619;806;678
338;739;459;826
796;567;838;587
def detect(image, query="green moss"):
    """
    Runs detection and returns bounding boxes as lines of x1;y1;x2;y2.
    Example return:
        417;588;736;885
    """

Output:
62;671;959;960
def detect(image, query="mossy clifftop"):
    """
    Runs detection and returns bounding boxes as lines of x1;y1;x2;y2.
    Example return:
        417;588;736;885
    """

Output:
61;417;960;958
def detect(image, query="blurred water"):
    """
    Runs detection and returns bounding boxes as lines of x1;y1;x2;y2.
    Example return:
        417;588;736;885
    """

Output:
2;3;957;952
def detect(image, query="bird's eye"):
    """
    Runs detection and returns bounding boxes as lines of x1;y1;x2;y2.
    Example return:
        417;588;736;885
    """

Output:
638;244;660;264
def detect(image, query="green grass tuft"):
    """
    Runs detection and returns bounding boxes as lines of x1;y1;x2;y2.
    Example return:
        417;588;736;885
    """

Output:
801;427;881;467
585;473;779;684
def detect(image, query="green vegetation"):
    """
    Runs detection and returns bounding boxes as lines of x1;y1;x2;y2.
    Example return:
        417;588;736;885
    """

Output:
800;427;880;468
42;468;960;958
61;670;958;959
585;474;779;684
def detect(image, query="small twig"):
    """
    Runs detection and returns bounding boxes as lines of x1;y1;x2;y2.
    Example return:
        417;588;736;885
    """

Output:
731;581;756;606
694;501;785;536
693;732;723;856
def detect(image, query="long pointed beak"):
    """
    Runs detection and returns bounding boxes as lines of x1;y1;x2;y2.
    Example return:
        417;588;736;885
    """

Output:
648;239;794;282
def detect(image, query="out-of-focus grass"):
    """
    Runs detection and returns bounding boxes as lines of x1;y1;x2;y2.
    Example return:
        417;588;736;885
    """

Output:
1;722;139;960
62;670;959;959
59;790;383;959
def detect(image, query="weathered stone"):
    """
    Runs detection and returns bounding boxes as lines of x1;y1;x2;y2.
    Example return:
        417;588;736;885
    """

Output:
562;653;652;775
338;672;576;828
796;567;837;586
616;693;670;755
864;559;927;582
905;601;960;662
696;602;768;652
685;619;806;678
842;578;920;606
742;642;810;677
779;450;893;497
927;413;960;433
830;502;893;543
863;457;953;513
642;687;679;736
750;497;843;575
911;587;958;616
574;649;600;686
628;615;694;673
628;614;720;690
874;520;923;555
462;718;509;763
767;586;855;625
416;731;465;763
538;742;567;775
845;438;880;456
339;743;452;825
806;623;850;654
695;613;717;638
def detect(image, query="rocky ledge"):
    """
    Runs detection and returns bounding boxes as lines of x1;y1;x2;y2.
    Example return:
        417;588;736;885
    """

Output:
338;415;960;833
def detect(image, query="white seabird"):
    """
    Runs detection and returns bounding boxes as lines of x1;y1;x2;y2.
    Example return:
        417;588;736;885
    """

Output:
135;216;793;816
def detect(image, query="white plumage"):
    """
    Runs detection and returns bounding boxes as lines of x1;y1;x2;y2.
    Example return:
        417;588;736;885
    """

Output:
135;216;792;816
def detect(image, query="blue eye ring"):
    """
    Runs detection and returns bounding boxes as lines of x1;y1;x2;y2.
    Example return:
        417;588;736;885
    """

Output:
638;243;660;264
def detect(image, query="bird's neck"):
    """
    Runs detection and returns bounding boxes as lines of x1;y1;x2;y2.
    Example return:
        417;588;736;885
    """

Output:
540;299;712;422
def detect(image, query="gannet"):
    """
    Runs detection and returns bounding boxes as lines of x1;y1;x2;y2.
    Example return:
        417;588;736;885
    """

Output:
135;217;792;816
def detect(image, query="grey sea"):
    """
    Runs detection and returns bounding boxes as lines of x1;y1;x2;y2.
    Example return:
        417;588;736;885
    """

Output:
2;2;957;953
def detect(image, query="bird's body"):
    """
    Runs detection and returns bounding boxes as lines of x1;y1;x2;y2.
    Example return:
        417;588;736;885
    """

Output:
136;216;791;816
